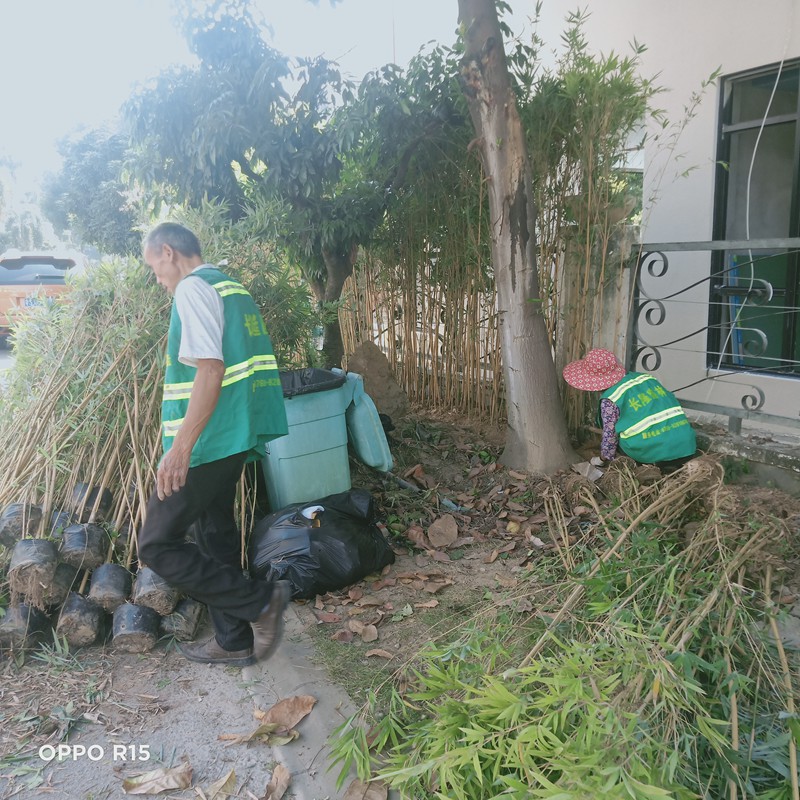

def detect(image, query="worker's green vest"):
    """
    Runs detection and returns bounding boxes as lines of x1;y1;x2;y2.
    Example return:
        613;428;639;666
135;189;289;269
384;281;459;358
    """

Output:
600;372;696;463
161;267;288;467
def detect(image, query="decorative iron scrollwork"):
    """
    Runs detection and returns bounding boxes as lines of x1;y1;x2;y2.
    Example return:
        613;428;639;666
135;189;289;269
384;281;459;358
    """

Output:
715;278;773;305
740;384;765;411
737;327;769;357
631;346;662;373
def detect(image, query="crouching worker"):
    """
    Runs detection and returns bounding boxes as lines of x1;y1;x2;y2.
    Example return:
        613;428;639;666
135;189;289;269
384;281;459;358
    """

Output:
138;222;290;666
562;348;697;470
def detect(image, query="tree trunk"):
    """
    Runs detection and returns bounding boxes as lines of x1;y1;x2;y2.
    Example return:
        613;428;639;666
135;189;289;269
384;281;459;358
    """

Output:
457;0;577;474
312;244;356;369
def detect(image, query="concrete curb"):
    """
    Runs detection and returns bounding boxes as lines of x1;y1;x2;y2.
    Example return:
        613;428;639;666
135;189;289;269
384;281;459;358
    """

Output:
243;604;360;799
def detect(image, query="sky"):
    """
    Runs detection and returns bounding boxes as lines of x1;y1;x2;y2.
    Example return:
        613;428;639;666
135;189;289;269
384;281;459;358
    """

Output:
0;0;477;205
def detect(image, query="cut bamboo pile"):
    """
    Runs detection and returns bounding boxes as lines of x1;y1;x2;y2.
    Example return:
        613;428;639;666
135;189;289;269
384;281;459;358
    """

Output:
0;261;203;656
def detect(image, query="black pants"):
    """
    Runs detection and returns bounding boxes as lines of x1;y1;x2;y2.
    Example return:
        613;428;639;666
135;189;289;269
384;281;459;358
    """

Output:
138;452;273;650
618;443;697;474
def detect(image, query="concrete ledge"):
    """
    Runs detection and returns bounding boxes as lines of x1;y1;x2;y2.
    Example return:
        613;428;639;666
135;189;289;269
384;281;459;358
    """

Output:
695;426;800;497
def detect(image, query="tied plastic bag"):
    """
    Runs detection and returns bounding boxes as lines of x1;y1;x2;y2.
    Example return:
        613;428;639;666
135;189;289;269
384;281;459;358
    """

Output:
248;488;395;599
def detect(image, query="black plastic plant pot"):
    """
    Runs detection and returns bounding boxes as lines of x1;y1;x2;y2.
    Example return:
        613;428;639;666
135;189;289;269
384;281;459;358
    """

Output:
9;538;59;608
0;503;43;548
159;597;205;642
132;567;180;616
59;523;109;570
112;603;161;653
0;603;51;652
69;483;114;523
48;510;74;538
42;562;81;607
56;592;103;648
88;563;133;613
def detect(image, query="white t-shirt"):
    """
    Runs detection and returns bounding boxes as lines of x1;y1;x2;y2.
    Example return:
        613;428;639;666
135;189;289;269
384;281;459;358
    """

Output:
173;266;225;367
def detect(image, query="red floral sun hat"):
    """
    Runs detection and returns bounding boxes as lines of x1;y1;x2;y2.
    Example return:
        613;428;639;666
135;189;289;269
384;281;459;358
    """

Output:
562;348;626;392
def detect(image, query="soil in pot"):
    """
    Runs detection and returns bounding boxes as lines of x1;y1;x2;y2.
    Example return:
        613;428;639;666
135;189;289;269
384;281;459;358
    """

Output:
88;563;133;612
112;603;161;653
8;538;59;608
132;567;180;615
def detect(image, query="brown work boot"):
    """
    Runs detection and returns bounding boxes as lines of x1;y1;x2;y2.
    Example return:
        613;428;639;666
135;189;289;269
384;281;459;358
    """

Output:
178;635;255;667
251;580;291;662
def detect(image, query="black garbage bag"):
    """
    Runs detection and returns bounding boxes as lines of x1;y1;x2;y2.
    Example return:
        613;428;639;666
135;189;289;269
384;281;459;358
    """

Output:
248;488;395;599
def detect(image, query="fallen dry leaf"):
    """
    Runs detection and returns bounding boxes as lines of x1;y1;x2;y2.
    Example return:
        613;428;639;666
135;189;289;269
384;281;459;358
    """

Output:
507;469;527;480
122;761;193;794
371;577;396;590
365;648;395;659
529;535;547;548
349;619;366;635
332;630;354;642
360;624;379;643
424;579;453;594
406;526;430;549
254;696;316;730
262;764;291;800
315;612;341;624
219;724;298;747
354;597;383;607
205;768;236;799
343;778;389;799
506;521;521;534
429;550;450;563
414;599;439;609
404;464;438;489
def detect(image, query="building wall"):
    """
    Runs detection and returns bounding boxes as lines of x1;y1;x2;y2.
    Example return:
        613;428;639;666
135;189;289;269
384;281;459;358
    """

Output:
536;0;800;422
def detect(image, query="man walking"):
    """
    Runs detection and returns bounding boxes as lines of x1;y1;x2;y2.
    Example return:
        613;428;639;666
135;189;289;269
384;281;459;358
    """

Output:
139;222;289;666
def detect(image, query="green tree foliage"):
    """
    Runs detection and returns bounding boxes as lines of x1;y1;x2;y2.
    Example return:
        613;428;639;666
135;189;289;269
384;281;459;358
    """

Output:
41;128;140;255
123;0;465;367
125;0;289;219
0;209;47;251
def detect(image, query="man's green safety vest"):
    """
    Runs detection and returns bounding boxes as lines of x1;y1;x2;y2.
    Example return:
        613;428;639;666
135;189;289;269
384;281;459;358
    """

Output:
600;372;696;463
161;267;288;467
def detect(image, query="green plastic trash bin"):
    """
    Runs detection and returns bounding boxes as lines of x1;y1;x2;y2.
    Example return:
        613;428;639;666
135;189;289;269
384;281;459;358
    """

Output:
261;368;353;509
331;368;393;472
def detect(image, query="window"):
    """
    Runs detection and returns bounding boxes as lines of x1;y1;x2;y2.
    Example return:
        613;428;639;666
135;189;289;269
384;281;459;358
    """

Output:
710;63;800;375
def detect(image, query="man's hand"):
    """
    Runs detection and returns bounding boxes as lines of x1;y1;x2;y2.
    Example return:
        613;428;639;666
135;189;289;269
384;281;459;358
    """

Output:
157;442;191;500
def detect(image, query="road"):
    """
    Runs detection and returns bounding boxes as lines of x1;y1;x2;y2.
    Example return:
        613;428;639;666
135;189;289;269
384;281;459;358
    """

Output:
0;348;13;372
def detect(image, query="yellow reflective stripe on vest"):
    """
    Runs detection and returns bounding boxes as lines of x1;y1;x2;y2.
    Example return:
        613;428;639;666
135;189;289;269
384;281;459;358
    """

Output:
214;280;250;298
620;406;685;438
163;418;184;438
220;355;277;388
162;380;195;401
162;355;278;400
607;373;654;404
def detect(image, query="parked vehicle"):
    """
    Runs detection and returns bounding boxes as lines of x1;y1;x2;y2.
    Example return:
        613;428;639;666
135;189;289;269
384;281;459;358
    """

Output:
0;250;79;345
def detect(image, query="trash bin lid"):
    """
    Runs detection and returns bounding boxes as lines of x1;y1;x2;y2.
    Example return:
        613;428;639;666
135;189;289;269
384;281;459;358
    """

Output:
280;368;347;398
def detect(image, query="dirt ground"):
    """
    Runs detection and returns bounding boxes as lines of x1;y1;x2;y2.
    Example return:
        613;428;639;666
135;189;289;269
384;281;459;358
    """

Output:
2;408;800;800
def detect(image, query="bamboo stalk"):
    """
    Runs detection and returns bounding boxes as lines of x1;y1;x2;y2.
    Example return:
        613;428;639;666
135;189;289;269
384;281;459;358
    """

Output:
765;566;799;800
518;470;714;668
